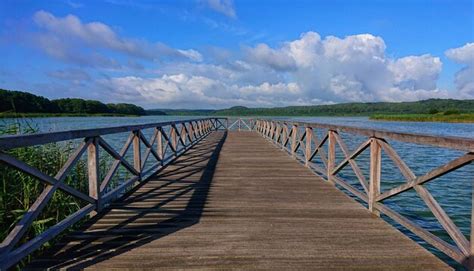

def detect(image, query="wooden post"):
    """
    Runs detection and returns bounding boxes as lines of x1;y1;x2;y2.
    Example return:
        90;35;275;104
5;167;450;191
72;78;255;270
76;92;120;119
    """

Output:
281;125;286;149
327;130;336;185
156;128;163;165
171;126;177;156
87;137;101;216
226;118;229;130
133;130;142;176
291;125;297;156
305;127;312;166
181;125;186;145
369;137;381;216
270;121;275;139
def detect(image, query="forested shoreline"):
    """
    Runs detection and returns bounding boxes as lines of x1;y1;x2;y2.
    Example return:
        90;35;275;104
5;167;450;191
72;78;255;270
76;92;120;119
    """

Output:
2;88;474;119
0;89;148;116
154;100;474;117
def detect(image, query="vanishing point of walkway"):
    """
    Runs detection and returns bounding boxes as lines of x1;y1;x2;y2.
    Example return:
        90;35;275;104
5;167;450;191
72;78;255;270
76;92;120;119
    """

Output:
28;131;450;270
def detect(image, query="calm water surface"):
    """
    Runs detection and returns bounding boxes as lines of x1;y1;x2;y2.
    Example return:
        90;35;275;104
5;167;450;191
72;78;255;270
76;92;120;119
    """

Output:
2;116;473;268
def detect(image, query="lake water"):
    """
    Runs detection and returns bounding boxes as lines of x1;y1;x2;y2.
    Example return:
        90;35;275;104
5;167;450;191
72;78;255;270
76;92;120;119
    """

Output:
2;115;473;268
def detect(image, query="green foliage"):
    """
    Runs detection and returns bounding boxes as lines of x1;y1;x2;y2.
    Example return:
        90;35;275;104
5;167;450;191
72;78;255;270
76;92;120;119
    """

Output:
443;109;461;115
107;103;147;115
152;109;215;116
53;98;110;114
0;89;147;116
0;89;59;113
149;99;474;117
428;108;439;114
213;99;474;116
145;109;168;116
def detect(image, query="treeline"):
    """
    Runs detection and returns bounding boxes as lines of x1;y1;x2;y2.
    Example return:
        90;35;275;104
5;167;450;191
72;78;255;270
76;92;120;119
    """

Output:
0;89;146;116
150;99;474;116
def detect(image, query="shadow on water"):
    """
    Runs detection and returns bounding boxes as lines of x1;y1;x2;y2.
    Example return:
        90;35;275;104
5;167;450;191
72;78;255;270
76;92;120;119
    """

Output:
26;131;227;270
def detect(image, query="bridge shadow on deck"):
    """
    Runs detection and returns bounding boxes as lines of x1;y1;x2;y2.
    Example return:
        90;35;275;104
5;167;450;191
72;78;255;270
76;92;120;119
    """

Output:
27;132;227;270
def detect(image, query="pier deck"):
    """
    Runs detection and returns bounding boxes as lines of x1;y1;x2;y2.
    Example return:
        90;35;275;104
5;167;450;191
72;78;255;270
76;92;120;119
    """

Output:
28;131;450;270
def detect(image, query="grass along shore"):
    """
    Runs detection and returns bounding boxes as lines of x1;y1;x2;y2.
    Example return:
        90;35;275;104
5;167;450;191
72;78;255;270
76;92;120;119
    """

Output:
370;113;474;123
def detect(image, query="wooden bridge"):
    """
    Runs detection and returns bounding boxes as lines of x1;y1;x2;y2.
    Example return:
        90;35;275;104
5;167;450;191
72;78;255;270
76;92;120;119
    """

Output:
0;118;473;270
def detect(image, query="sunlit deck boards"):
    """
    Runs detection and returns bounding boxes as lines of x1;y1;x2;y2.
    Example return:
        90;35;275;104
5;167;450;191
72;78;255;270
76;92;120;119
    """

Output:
28;131;450;270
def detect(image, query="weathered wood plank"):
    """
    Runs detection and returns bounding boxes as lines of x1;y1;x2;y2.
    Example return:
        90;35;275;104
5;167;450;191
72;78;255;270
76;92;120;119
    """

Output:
28;131;450;270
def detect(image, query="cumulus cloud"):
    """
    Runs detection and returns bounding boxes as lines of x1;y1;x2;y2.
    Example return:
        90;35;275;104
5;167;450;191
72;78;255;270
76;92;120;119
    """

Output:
446;43;474;98
31;10;202;67
245;43;297;71
202;0;237;19
388;54;442;90
101;74;303;108
21;10;469;108
92;31;462;108
244;31;449;102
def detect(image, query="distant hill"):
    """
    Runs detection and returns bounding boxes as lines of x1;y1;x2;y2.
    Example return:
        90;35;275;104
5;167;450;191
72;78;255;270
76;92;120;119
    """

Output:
149;99;474;116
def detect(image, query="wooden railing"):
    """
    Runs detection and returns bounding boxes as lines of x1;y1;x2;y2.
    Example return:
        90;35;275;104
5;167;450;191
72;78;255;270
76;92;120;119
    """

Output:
226;118;255;131
255;119;474;269
0;117;226;269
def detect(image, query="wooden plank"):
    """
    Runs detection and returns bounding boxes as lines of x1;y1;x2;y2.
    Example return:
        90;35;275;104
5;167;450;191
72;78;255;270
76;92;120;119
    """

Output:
28;131;450;270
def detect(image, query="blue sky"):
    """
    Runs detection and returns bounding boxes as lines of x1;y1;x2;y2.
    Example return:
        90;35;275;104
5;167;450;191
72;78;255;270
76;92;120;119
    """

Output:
0;0;473;109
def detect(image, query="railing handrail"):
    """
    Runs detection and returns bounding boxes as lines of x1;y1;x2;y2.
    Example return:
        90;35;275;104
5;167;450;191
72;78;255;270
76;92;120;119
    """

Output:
264;119;474;151
0;117;227;150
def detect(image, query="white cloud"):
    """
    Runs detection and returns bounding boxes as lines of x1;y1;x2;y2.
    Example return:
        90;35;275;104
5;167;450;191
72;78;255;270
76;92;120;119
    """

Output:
446;43;474;98
446;43;474;65
31;10;202;67
202;0;237;19
19;11;470;108
245;31;449;102
93;31;462;108
388;54;442;90
102;74;303;108
245;43;297;71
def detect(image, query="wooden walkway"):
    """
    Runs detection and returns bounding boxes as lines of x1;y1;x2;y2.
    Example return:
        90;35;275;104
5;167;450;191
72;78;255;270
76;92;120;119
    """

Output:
28;131;450;270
